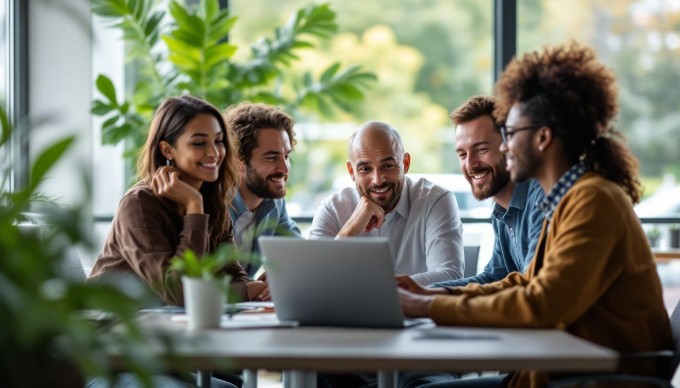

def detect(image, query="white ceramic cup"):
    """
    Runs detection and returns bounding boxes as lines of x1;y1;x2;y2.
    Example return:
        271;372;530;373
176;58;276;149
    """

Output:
182;276;229;330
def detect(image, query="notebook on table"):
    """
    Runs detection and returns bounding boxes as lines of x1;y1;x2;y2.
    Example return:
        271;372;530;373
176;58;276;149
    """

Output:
259;236;423;328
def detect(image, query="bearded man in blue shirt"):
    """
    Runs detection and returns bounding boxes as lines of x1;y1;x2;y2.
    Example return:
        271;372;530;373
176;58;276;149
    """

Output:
225;102;302;284
398;96;543;291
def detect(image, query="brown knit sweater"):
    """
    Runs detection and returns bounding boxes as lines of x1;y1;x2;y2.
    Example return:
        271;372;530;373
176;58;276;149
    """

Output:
89;182;250;306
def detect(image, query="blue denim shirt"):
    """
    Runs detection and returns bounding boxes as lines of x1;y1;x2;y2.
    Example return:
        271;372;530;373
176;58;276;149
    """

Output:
229;192;302;277
431;180;544;287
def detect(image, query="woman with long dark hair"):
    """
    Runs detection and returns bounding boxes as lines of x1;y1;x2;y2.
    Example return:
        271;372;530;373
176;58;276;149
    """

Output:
90;95;266;306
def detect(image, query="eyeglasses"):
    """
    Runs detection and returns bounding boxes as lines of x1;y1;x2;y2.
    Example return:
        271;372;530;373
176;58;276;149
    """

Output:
499;125;544;144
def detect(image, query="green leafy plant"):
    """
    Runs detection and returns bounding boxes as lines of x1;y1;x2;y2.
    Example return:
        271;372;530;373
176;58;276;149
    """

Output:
646;226;662;249
168;218;283;284
648;226;662;239
0;104;167;386
91;0;376;161
169;244;243;281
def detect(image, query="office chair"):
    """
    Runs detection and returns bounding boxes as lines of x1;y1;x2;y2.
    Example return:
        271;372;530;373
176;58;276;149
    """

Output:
548;299;680;388
17;223;87;282
463;245;480;278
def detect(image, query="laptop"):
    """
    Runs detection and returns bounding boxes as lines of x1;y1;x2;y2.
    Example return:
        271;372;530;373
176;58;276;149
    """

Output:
259;236;419;328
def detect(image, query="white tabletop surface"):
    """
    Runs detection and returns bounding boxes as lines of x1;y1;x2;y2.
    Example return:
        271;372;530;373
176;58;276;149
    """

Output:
112;312;618;374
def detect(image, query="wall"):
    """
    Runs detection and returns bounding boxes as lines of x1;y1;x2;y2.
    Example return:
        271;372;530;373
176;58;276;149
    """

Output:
27;0;126;268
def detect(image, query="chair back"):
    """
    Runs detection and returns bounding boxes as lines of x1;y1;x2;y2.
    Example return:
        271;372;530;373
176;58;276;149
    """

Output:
547;300;680;388
463;245;480;278
17;223;86;282
668;299;680;379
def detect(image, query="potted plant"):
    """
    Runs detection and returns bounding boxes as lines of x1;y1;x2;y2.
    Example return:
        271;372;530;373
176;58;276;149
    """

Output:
169;245;243;330
647;226;662;248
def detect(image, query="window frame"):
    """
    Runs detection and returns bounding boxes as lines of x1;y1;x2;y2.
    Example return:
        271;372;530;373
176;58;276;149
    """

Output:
5;0;29;193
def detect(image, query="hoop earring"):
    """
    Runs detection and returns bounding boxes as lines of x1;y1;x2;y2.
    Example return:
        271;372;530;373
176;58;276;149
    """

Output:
166;158;174;167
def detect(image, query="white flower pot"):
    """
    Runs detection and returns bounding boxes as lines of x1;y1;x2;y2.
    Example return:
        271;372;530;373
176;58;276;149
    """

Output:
182;276;229;330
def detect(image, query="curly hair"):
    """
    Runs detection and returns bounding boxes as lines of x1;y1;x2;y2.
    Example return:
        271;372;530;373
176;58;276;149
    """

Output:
137;95;240;247
450;96;498;131
224;102;296;164
494;42;642;203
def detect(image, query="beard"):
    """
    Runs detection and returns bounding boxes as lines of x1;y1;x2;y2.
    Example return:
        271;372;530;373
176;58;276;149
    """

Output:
510;143;541;183
357;178;403;212
244;167;286;199
465;159;511;201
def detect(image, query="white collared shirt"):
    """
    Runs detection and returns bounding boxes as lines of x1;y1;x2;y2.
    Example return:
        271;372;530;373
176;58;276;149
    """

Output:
309;176;464;285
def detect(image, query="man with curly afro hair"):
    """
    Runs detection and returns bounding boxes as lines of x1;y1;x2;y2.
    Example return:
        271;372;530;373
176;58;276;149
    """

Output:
399;42;672;388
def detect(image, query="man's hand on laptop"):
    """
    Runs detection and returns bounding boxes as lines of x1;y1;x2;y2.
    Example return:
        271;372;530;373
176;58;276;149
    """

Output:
247;280;271;301
336;197;385;237
395;274;450;296
398;288;434;318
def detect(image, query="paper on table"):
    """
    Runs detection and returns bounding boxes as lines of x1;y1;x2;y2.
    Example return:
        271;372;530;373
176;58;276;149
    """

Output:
171;312;297;329
413;330;499;341
233;301;275;309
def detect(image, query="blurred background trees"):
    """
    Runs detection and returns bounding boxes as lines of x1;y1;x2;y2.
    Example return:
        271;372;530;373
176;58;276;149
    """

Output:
83;0;680;219
230;0;679;215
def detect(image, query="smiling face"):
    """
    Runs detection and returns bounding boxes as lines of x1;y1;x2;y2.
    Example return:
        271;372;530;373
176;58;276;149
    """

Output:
455;115;510;200
160;113;225;189
501;103;542;183
243;128;292;199
347;126;410;212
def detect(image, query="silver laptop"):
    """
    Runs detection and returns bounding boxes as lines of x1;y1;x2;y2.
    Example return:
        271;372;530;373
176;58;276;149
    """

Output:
259;236;413;328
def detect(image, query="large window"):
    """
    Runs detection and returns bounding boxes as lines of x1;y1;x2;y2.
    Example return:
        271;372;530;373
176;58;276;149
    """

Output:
230;0;494;218
86;1;496;268
86;1;680;263
518;0;680;249
518;0;680;192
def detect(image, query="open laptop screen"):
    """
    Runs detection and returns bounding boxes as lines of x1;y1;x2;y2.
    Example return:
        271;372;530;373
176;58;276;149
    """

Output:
259;236;408;328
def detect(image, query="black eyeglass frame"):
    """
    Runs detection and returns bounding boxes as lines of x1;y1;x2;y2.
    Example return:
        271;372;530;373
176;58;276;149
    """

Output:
499;125;544;144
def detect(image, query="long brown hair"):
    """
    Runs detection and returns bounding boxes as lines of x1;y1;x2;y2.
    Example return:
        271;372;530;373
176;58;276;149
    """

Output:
137;95;240;246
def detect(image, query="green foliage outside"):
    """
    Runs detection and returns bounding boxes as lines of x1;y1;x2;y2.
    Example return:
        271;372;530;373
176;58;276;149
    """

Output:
91;0;375;166
226;0;495;211
0;105;168;386
518;0;680;182
230;0;679;209
88;0;679;215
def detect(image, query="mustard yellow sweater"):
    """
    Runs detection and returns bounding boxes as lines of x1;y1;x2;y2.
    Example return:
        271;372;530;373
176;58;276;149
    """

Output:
431;173;672;387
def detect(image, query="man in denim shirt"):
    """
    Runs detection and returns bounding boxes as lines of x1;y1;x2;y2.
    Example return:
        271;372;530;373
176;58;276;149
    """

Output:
437;96;543;287
393;96;544;388
225;102;302;279
400;96;543;291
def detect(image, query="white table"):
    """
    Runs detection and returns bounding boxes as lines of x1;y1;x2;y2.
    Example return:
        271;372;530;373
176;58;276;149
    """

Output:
112;313;618;388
